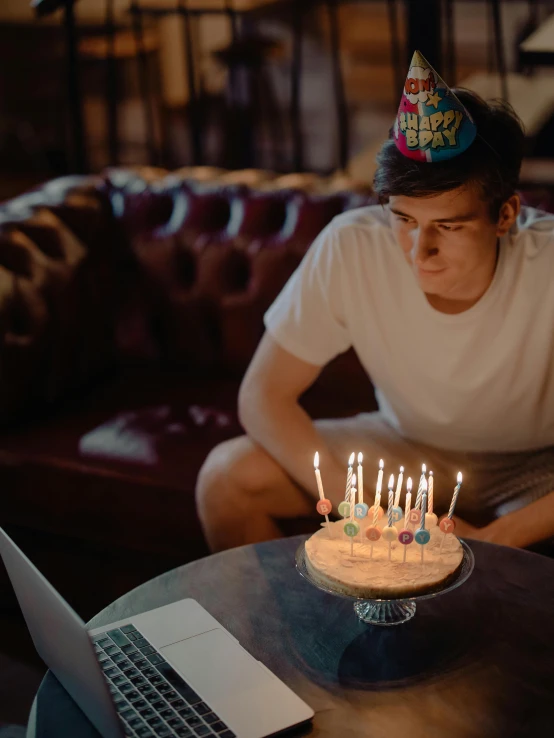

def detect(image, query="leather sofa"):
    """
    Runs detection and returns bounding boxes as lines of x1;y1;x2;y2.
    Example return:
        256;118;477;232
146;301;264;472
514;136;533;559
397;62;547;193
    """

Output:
0;166;379;579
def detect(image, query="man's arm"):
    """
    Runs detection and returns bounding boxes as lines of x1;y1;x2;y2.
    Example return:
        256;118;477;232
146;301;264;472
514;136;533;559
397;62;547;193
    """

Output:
238;333;346;504
454;489;554;548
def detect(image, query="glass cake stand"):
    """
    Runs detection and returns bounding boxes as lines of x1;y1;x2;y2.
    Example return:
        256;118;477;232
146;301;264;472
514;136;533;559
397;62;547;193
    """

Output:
295;539;475;626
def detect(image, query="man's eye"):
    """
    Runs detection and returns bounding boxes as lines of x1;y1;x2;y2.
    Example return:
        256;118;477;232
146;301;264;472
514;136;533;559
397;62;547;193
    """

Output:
440;224;460;232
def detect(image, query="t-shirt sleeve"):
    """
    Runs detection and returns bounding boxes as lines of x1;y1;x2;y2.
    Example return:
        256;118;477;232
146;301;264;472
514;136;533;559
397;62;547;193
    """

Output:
264;222;351;366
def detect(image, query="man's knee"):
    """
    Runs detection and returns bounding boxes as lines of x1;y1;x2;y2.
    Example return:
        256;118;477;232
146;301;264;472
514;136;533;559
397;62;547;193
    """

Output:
196;436;266;515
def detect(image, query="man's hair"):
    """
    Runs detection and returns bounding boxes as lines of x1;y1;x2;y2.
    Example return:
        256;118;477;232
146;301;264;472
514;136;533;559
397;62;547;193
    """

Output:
373;89;525;220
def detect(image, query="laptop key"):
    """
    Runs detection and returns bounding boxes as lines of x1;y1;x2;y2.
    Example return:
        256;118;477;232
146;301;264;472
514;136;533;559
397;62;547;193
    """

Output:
134;638;150;649
107;629;131;647
194;727;213;737
120;683;134;694
157;728;172;738
123;667;140;678
164;690;178;701
128;716;143;728
147;716;164;728
168;717;185;728
176;729;194;738
159;707;175;720
171;699;186;710
112;653;127;664
95;637;112;647
97;652;110;663
145;692;161;705
136;659;150;670
137;684;155;695
120;708;135;720
141;646;156;656
105;645;119;656
130;676;147;686
155;663;201;705
146;653;164;665
122;644;138;654
121;624;138;634
211;722;228;733
136;727;155;737
149;675;163;685
194;703;210;715
218;731;236;738
126;690;141;702
178;707;195;719
187;716;202;727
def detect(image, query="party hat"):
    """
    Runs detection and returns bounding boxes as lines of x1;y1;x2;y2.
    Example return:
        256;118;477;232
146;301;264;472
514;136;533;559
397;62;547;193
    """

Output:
393;50;477;162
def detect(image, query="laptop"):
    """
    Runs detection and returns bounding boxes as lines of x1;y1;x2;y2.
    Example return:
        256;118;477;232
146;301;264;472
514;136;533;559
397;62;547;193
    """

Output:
0;526;314;738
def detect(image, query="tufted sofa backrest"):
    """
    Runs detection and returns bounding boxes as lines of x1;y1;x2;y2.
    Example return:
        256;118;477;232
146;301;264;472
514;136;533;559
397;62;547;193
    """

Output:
0;167;376;425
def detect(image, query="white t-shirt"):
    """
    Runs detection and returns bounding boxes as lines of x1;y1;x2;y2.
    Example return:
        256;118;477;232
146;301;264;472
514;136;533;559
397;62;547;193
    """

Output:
264;204;554;452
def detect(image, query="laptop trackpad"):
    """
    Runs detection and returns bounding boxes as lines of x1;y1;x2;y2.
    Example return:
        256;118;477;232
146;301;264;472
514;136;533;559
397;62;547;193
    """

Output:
160;628;273;709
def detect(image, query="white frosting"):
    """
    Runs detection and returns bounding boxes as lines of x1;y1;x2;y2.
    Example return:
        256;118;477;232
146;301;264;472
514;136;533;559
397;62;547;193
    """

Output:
305;519;463;598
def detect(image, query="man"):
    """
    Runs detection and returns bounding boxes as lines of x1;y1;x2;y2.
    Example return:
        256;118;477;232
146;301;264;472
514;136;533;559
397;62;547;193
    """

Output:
196;52;554;552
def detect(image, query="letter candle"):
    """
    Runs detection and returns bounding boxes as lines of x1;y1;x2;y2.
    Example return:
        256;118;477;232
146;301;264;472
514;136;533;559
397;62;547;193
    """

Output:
343;474;360;554
425;471;438;527
369;459;384;522
338;452;355;519
313;452;332;537
354;452;369;520
394;467;404;507
439;472;463;551
381;474;398;561
399;477;413;562
415;480;431;563
365;459;384;553
415;463;427;510
391;465;404;522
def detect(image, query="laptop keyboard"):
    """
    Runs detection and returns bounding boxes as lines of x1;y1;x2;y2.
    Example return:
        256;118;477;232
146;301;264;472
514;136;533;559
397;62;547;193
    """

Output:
93;624;236;738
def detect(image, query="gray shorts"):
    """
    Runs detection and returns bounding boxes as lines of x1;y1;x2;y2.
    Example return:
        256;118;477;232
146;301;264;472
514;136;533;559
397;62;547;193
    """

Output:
315;412;554;526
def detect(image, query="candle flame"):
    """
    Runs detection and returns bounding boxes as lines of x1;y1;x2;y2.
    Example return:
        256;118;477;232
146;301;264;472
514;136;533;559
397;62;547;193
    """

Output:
351;473;357;487
423;478;428;490
348;452;355;466
407;477;412;492
400;466;404;473
314;452;319;469
457;471;463;483
422;463;427;473
379;459;384;469
429;470;433;477
388;474;395;489
358;452;363;463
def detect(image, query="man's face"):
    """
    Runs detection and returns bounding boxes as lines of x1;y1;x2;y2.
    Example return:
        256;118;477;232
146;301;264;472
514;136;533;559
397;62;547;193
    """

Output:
389;185;508;303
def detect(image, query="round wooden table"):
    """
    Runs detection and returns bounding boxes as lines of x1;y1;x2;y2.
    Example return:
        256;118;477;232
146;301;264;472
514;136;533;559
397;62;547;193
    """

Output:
27;536;554;737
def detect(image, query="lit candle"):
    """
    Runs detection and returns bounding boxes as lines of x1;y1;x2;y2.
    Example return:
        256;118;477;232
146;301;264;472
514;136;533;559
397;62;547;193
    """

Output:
345;452;355;499
414;479;431;563
357;453;364;505
415;463;427;510
313;452;332;536
425;471;438;527
439;472;462;548
399;478;414;563
448;472;463;519
404;478;412;527
394;466;404;507
376;458;384;495
313;452;324;501
387;474;394;528
349;474;356;522
428;470;434;514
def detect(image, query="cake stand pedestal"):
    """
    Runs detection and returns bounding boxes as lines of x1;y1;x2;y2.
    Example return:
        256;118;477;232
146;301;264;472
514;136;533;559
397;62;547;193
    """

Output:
295;540;475;626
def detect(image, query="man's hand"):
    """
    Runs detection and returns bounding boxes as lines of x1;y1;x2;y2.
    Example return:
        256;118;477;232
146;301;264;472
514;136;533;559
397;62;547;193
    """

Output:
450;516;479;540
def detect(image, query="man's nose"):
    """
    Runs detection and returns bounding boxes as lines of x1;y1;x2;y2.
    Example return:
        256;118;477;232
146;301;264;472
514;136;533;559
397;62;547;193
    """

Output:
410;227;439;264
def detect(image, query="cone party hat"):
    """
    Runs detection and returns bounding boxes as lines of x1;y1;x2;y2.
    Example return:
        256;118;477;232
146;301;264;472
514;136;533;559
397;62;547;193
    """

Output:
393;50;477;162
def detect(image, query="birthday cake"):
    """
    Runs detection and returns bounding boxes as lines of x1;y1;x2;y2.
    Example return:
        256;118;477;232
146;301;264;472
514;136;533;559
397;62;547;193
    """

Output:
305;519;464;599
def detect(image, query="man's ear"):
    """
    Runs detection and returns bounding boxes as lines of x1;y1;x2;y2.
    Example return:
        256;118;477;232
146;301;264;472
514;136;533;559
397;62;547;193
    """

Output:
496;194;520;236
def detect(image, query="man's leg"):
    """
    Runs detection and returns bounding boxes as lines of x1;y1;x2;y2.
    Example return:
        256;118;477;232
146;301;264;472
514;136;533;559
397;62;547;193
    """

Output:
196;435;314;552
